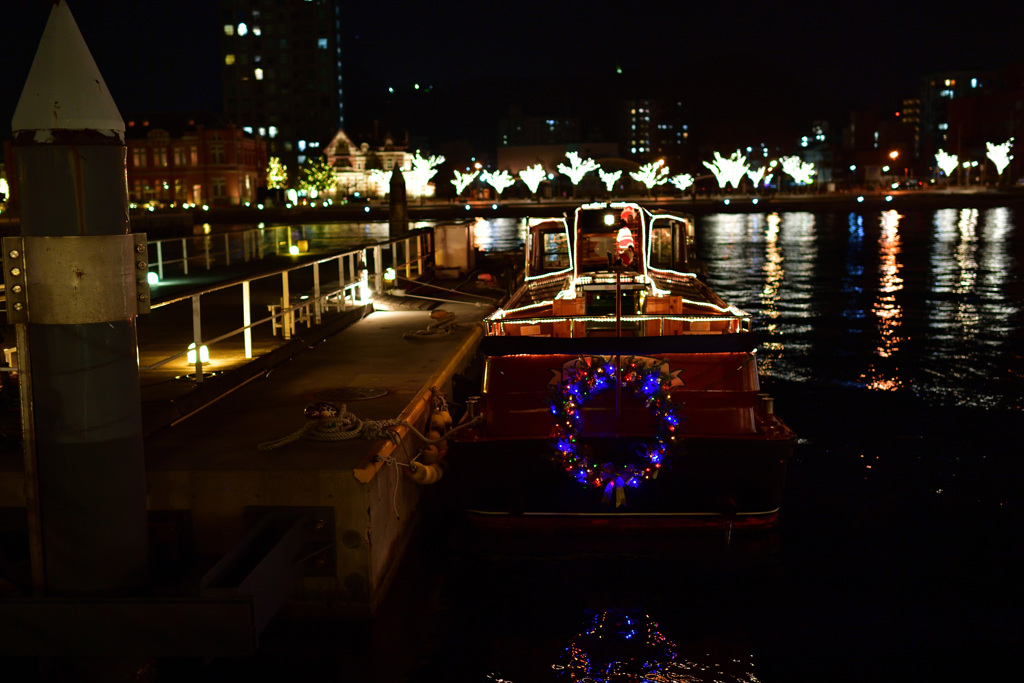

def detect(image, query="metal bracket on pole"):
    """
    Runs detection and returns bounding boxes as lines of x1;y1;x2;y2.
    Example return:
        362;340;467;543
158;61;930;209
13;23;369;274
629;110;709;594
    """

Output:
2;233;151;324
2;237;29;324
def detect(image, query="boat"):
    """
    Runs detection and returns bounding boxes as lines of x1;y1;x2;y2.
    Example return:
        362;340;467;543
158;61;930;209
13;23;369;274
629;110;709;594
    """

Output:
448;201;795;531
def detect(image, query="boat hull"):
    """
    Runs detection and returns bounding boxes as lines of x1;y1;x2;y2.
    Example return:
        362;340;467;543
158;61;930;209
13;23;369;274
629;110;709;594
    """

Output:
444;433;793;530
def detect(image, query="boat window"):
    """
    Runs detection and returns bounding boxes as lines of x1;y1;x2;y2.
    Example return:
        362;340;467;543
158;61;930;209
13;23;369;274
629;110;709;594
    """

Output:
541;230;569;270
650;225;675;269
650;218;691;269
578;233;618;268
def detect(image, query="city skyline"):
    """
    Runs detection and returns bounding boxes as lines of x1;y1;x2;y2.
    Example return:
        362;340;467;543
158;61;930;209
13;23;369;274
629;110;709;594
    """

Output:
3;1;1024;153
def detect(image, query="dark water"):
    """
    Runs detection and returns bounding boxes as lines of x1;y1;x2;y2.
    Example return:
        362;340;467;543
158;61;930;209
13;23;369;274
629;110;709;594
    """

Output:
174;208;1023;682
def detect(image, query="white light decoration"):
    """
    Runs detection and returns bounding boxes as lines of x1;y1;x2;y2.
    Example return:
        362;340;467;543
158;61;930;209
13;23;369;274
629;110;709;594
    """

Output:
629;160;669;190
450;169;478;196
557;151;600;186
986;138;1014;175
480;169;516;198
779;156;816;185
702;150;750;189
405;152;446;196
669;173;694;192
368;169;392;192
519;164;547;194
935;149;959;176
598;169;622;192
746;166;766;188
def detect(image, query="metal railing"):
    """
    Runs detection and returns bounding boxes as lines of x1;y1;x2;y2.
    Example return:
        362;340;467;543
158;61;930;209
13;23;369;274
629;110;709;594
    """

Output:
139;228;433;382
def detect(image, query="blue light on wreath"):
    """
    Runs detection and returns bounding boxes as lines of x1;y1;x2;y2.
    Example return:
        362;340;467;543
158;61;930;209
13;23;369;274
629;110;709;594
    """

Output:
549;355;683;505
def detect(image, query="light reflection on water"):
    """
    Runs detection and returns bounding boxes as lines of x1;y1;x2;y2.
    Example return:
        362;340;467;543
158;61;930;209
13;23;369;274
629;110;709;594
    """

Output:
698;207;1024;410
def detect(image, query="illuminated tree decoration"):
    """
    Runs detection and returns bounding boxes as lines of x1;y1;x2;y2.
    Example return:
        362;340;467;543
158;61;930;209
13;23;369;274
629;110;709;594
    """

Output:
519;164;547;194
629;160;670;193
779;156;816;185
266;156;288;189
549;355;682;507
599;168;623;192
746;166;766;188
558;151;600;195
935;149;959;177
986;138;1014;175
450;169;478;197
403;153;445;197
298;154;335;197
480;169;516;198
669;173;694;192
702;150;750;189
369;169;391;192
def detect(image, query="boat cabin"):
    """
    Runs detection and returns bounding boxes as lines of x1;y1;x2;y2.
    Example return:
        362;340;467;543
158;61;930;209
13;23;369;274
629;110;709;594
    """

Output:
491;202;739;339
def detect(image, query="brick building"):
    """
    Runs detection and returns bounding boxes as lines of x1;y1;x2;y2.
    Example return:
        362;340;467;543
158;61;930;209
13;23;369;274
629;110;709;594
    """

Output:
125;113;267;207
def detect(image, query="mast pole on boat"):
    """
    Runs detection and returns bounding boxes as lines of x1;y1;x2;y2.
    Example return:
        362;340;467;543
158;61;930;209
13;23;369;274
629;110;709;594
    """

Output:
615;270;622;419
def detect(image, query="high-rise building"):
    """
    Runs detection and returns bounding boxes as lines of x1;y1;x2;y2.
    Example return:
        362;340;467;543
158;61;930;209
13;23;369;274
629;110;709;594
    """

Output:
918;70;992;161
620;99;690;166
219;0;343;174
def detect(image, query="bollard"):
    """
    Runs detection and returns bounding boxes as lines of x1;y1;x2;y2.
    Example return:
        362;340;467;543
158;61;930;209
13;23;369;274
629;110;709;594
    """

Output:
10;1;149;595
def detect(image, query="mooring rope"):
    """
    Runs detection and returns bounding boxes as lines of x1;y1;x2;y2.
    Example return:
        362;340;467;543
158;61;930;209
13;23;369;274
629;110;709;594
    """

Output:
257;402;483;451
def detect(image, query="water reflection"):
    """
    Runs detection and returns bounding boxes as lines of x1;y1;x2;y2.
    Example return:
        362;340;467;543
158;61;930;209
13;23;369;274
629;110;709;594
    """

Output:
860;209;904;391
470;217;527;252
545;608;757;683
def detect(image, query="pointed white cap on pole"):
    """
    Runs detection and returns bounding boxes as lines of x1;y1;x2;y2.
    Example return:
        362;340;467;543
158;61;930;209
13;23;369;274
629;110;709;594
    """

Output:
12;1;125;141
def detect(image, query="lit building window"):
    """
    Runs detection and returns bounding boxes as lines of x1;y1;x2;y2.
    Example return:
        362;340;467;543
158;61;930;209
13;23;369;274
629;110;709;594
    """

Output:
298;140;306;152
243;126;253;134
224;24;234;36
318;38;328;49
297;155;306;165
237;23;248;37
254;68;263;80
940;89;953;98
938;123;949;130
253;26;261;36
225;54;235;65
268;126;278;138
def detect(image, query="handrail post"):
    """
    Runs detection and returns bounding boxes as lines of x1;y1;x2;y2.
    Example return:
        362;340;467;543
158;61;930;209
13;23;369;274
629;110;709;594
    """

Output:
313;261;322;325
192;294;204;382
242;279;252;359
204;235;211;270
181;238;189;275
341;253;349;306
282;270;292;340
224;233;231;267
411;233;419;276
156;240;164;280
373;244;383;293
404;237;412;280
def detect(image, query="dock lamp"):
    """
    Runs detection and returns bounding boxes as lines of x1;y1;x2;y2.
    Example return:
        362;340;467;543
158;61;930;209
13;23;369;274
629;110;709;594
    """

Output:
384;267;397;284
187;342;209;365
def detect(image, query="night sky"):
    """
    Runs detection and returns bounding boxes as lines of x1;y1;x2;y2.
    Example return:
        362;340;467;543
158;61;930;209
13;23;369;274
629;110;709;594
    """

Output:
3;0;1024;150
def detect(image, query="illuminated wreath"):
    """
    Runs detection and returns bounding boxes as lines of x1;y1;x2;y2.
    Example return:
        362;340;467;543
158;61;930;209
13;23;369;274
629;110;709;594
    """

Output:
549;355;682;506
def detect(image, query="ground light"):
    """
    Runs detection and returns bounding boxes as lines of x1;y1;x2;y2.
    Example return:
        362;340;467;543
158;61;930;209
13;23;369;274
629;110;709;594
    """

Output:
186;343;209;364
289;245;300;255
147;272;159;285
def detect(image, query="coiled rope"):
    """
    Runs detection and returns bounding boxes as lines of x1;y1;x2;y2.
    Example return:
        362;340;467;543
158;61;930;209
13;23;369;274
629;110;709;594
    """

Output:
257;401;483;451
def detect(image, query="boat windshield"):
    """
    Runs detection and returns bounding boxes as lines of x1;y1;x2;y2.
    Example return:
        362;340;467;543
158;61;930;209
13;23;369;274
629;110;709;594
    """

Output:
576;207;642;271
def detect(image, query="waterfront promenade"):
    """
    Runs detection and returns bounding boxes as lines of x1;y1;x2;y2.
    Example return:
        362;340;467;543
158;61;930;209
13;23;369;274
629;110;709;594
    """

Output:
0;244;501;634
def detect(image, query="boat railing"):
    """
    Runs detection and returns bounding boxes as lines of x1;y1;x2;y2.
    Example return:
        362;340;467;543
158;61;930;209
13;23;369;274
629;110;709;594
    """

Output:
487;312;752;337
